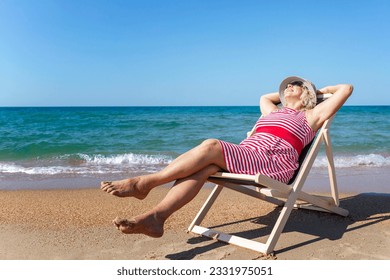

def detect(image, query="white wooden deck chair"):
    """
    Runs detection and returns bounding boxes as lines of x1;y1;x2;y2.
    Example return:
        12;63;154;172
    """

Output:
187;94;349;255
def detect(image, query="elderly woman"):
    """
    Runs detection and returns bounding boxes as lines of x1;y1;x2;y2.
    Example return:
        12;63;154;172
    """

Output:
101;76;353;238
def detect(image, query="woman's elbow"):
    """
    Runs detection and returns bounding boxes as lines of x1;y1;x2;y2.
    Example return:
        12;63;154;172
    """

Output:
345;84;354;96
259;95;267;105
339;84;353;101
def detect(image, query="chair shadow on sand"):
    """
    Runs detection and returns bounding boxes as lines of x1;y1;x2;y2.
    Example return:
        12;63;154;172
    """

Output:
165;192;390;259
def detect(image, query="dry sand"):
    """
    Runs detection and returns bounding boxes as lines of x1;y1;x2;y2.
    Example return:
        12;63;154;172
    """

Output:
0;186;389;260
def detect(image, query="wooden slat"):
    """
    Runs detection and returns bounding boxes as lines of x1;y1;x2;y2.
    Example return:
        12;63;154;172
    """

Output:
255;174;292;194
323;128;340;206
187;185;223;232
209;172;257;182
190;225;269;254
297;191;349;216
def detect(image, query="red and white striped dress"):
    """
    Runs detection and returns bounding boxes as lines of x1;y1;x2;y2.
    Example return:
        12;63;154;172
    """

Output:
218;107;316;183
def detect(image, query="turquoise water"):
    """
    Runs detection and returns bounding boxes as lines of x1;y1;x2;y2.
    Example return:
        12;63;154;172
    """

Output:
0;106;389;184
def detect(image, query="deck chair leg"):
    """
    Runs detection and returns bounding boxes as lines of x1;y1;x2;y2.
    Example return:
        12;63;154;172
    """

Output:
188;184;223;232
323;129;339;206
264;190;300;253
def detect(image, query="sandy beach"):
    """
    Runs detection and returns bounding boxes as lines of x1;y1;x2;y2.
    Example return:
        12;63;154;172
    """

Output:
1;180;389;260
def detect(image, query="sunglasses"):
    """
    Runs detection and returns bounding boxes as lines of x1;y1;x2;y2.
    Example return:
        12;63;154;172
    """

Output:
287;81;304;87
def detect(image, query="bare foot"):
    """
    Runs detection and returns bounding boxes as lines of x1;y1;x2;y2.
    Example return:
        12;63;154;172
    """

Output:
113;214;164;238
100;178;148;199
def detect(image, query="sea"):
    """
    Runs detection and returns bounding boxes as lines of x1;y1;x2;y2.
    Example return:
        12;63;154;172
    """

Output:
0;106;389;192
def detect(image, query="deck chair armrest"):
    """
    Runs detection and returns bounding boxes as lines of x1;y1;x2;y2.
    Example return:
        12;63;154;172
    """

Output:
209;172;257;182
255;173;291;194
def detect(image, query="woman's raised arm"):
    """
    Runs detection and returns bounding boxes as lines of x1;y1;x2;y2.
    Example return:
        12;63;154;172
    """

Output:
307;84;354;131
260;92;280;116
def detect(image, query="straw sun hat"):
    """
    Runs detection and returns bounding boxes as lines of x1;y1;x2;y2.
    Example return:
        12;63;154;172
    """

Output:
278;76;317;106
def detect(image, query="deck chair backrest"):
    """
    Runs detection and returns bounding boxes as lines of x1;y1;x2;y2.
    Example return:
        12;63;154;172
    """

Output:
288;139;314;184
287;93;332;184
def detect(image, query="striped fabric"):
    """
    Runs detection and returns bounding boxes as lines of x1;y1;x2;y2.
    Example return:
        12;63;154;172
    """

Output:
218;107;316;183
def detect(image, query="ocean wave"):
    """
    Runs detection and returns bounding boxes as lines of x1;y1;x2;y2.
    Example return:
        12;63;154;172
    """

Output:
0;153;174;176
313;154;390;168
1;153;389;177
0;163;77;175
71;153;173;166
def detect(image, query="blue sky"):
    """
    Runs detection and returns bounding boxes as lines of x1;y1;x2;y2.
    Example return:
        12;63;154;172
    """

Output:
0;0;389;106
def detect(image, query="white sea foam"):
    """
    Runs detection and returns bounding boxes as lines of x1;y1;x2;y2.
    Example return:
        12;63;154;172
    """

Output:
0;163;76;175
1;153;389;177
313;154;390;168
0;153;174;176
75;153;173;166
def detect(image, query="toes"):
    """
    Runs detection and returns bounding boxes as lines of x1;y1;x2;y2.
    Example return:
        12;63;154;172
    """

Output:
113;217;122;229
100;181;111;188
100;182;113;192
113;219;120;230
110;190;118;196
113;217;136;232
113;217;126;226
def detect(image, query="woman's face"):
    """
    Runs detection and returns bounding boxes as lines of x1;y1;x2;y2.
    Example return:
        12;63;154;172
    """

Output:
284;82;303;99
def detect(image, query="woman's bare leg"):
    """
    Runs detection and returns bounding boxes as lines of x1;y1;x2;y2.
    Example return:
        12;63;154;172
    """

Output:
112;164;220;237
101;139;226;198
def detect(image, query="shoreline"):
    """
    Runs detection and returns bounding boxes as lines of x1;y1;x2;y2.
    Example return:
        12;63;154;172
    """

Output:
0;182;389;260
1;166;390;194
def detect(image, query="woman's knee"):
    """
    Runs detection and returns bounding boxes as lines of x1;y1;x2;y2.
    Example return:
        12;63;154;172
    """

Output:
200;139;221;152
198;139;226;169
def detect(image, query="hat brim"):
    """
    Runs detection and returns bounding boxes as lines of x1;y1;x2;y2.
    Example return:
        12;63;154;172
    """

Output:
279;76;317;106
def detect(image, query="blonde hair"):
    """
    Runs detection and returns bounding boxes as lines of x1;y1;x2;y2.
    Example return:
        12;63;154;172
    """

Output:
300;85;316;110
